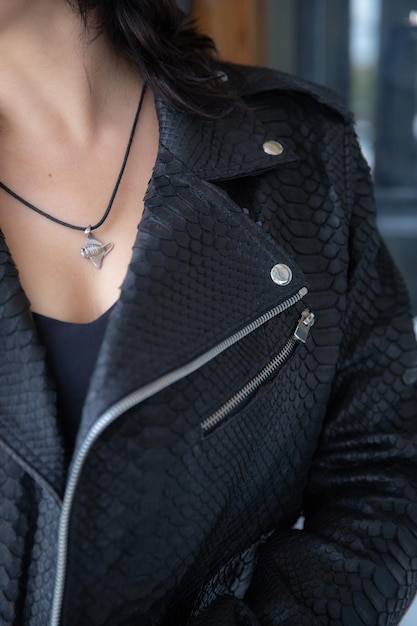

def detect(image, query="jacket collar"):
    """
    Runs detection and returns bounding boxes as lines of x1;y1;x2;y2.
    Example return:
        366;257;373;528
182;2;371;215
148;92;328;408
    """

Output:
221;62;348;119
155;91;298;181
158;61;346;185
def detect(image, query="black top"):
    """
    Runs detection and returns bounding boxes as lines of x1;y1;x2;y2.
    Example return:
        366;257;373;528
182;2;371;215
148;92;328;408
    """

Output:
33;306;113;453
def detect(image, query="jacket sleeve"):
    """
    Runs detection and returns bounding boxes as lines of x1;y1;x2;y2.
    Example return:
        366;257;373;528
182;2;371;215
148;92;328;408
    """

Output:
192;118;417;626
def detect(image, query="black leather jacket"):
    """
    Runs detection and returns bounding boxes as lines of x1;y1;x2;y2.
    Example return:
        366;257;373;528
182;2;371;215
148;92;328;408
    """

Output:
0;64;416;626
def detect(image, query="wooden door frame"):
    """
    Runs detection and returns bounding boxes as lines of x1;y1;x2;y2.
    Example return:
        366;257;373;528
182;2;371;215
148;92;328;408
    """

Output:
192;0;266;65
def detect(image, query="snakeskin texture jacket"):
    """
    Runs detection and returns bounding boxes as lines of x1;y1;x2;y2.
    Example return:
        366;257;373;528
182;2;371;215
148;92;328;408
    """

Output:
1;64;417;626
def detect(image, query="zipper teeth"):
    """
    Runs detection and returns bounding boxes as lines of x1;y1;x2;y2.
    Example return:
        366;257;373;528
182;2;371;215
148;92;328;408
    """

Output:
201;337;296;433
49;286;308;626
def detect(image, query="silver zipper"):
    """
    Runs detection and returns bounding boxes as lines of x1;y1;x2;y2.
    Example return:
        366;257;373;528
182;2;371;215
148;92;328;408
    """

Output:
201;309;315;434
49;286;308;626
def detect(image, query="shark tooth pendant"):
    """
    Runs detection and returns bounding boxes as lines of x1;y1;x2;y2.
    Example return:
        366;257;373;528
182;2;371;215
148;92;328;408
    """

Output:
80;226;114;269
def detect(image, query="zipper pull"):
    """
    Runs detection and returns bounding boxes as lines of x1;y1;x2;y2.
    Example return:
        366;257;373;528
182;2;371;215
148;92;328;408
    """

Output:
293;309;315;344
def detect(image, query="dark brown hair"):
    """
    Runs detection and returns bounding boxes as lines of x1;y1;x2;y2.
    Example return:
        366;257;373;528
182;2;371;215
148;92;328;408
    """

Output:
75;0;231;117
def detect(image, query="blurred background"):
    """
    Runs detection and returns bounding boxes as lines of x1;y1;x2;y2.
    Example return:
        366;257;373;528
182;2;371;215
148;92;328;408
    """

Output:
177;1;417;622
178;0;417;332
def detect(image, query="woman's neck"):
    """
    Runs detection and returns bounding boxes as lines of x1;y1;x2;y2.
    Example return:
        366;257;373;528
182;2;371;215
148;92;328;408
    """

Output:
0;1;139;149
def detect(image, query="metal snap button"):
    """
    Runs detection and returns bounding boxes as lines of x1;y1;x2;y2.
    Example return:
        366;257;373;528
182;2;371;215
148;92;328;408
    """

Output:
263;140;284;156
270;263;292;286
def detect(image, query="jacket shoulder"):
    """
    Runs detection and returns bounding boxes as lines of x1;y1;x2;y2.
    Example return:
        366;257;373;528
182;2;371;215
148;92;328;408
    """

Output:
220;62;350;121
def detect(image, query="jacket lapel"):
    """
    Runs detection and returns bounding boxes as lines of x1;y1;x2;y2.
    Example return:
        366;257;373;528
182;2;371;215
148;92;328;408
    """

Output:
0;232;66;495
80;97;304;442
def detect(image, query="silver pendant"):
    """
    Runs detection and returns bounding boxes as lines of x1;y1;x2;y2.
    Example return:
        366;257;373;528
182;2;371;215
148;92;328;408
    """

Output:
80;226;114;269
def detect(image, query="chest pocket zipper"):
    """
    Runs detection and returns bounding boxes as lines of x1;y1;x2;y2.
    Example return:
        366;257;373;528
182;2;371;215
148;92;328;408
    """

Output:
200;309;315;435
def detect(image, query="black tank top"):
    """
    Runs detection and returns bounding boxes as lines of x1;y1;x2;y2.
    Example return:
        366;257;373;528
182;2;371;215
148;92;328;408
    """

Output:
33;306;114;453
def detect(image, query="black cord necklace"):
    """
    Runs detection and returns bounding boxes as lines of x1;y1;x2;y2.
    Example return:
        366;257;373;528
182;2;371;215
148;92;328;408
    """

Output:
0;83;147;269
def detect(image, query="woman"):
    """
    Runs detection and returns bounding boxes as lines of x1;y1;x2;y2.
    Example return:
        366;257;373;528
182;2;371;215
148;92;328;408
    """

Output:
0;1;416;625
